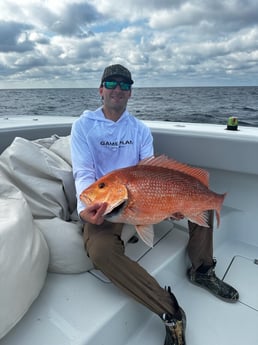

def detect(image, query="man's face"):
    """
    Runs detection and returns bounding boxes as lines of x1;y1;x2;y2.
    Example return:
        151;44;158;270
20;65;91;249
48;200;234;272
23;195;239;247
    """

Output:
99;77;132;114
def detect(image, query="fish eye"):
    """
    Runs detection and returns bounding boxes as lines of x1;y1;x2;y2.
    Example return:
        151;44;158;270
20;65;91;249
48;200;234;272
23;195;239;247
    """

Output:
98;182;106;189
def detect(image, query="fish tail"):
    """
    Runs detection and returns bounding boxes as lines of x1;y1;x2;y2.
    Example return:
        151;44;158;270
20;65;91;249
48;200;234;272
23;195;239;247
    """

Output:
215;192;227;227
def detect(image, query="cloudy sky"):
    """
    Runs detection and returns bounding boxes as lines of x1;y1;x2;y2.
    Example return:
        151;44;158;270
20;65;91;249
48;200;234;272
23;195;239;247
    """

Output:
0;0;258;88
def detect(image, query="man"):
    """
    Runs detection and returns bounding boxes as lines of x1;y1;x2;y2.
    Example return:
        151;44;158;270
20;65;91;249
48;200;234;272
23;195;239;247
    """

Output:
71;64;239;345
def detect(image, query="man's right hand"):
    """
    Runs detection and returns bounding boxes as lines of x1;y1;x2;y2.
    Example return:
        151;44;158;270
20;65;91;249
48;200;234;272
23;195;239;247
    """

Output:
79;202;108;225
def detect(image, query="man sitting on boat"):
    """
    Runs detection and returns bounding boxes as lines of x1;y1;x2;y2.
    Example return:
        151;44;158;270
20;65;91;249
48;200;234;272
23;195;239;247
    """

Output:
71;64;239;345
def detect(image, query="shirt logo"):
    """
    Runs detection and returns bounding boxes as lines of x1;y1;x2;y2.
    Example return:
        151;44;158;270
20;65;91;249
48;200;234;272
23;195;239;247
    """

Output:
100;139;133;147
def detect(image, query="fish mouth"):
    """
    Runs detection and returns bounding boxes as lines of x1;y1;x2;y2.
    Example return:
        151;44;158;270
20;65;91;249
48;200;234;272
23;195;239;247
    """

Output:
80;194;93;206
104;200;127;218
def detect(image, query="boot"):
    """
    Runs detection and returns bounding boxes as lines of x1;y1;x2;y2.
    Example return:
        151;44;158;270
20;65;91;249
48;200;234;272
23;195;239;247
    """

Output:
187;259;239;302
161;287;186;345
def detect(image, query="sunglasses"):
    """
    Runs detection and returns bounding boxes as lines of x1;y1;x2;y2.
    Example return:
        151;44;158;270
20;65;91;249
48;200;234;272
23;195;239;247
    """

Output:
103;80;131;91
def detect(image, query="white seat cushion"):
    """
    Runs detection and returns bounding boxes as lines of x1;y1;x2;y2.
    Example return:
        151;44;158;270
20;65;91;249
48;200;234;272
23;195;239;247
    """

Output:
0;174;49;339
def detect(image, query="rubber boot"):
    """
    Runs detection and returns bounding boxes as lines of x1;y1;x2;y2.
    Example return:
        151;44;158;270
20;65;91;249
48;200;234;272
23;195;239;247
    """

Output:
161;287;186;345
187;259;239;302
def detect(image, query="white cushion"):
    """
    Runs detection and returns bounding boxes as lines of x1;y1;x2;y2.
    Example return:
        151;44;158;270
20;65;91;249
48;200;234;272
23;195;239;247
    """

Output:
0;173;49;340
0;136;76;220
49;135;72;165
34;218;93;273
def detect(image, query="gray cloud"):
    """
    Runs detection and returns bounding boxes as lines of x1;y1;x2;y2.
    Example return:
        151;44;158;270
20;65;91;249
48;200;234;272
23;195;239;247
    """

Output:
76;39;104;59
14;54;48;70
34;2;103;38
147;0;258;34
0;62;13;76
0;21;34;52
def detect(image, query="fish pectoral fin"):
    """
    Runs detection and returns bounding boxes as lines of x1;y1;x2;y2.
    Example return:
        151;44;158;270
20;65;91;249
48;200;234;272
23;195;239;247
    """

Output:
187;211;210;227
135;224;154;248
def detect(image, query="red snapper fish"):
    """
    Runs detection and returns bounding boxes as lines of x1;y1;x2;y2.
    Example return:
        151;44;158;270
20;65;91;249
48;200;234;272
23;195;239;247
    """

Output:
80;155;226;247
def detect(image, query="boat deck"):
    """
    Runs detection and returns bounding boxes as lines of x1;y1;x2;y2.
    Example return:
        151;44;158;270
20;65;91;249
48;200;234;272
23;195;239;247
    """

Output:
1;223;257;345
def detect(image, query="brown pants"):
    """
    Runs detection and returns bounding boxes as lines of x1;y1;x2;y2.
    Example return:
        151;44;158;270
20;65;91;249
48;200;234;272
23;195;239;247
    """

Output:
83;211;214;317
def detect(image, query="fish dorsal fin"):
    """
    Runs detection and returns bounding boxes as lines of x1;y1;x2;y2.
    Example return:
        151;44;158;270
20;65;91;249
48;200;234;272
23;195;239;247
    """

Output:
135;224;154;247
139;155;209;187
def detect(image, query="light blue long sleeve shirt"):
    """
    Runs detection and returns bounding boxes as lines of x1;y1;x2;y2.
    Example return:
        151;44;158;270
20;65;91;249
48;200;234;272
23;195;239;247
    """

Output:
70;107;154;215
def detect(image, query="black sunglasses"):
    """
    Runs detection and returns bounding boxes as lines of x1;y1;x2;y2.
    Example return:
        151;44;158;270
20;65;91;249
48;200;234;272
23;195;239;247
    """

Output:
103;80;131;91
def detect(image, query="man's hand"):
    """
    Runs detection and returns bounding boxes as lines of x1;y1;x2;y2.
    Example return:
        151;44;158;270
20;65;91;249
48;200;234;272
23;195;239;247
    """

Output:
80;202;108;225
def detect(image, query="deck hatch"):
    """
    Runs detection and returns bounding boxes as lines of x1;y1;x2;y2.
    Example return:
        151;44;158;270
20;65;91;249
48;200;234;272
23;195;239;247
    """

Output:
223;255;258;310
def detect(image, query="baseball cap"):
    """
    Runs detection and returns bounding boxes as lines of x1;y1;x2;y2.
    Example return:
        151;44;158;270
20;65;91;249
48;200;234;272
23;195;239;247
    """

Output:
101;64;134;85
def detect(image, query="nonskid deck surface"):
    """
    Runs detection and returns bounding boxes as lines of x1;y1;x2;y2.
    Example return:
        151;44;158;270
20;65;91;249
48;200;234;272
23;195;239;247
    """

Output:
1;225;257;345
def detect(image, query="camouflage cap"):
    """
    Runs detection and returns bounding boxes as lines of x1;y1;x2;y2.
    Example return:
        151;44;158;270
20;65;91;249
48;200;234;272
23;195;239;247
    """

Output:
101;64;134;85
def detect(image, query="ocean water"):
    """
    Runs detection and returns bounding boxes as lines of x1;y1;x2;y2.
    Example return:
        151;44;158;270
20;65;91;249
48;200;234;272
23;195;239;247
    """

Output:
0;86;258;127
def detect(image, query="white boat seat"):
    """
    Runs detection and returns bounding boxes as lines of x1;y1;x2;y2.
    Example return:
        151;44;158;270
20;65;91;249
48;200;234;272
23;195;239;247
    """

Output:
0;134;136;339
